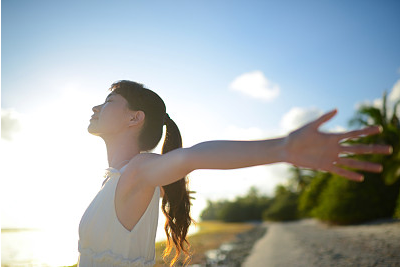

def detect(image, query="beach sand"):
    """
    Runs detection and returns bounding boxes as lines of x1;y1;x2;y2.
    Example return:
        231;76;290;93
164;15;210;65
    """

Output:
243;218;400;267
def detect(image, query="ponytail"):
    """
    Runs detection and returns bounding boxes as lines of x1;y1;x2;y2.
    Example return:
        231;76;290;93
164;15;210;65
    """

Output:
109;81;193;266
161;114;194;266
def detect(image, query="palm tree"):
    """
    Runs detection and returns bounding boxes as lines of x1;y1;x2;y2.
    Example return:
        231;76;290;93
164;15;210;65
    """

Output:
348;91;400;185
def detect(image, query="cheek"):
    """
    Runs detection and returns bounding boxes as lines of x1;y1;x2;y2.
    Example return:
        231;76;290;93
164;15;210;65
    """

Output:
99;109;127;130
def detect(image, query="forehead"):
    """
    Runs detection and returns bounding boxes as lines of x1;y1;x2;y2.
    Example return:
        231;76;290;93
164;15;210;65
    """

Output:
105;92;126;101
105;92;129;107
106;92;117;99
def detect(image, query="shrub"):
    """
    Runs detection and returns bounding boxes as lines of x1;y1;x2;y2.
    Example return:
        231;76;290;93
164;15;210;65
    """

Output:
298;172;331;217
262;185;299;221
312;172;400;224
394;189;400;219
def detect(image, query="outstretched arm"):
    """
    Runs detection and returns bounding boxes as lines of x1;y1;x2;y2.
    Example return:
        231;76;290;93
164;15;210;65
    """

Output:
128;137;287;187
133;109;392;187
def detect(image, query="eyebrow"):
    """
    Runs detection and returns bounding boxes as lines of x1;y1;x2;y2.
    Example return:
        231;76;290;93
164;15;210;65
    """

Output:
105;93;116;101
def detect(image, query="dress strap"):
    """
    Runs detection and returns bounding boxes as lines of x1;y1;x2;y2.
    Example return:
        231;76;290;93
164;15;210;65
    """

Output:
102;162;130;187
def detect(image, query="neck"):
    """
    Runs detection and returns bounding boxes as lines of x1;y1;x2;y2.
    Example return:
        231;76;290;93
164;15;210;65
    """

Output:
102;133;141;169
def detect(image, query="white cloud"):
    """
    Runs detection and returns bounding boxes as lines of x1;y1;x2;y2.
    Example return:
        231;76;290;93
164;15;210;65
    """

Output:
1;109;22;141
280;107;324;133
229;71;280;102
388;79;400;105
354;100;370;110
355;79;400;119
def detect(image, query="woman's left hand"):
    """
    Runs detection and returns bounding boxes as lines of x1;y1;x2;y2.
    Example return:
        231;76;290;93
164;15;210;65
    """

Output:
283;109;393;181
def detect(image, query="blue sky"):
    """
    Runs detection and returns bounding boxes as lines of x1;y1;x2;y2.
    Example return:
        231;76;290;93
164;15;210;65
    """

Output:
3;1;400;124
2;0;400;232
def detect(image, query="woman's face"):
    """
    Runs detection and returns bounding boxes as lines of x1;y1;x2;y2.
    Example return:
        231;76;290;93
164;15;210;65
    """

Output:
88;92;133;137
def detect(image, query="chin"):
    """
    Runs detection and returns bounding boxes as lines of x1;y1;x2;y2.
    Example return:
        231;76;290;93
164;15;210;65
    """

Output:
87;125;100;136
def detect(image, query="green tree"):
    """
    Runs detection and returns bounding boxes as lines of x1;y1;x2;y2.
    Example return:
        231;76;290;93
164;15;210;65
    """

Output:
262;167;316;221
349;91;400;185
200;187;271;222
200;200;221;221
298;172;331;217
287;167;315;193
262;185;299;221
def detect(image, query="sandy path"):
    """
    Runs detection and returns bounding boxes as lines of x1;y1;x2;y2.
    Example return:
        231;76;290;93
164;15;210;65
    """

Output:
243;219;400;267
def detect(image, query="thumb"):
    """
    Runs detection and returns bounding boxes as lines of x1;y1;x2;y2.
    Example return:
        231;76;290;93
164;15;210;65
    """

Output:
312;109;337;129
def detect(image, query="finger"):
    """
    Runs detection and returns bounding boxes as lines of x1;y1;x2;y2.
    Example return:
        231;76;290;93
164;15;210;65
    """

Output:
335;157;383;173
312;109;338;129
329;165;364;182
337;126;382;140
340;144;393;155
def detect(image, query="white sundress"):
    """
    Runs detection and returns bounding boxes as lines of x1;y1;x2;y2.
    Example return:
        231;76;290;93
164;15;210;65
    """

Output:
78;164;160;267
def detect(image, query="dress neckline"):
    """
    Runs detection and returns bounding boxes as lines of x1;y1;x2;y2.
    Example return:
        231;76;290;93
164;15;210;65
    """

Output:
102;163;129;187
106;162;129;173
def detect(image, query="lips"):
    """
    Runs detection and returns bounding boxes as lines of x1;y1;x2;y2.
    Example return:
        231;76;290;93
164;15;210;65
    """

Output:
90;115;98;120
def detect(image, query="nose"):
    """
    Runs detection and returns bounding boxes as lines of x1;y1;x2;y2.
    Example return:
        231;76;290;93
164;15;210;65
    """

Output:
92;104;101;113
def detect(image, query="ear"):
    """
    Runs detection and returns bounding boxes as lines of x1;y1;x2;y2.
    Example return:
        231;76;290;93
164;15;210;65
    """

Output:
128;110;145;126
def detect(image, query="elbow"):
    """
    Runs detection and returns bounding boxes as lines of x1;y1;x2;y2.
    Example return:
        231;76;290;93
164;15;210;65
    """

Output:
181;147;196;174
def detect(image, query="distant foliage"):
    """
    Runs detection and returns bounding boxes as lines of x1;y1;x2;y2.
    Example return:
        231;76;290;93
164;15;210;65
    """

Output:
200;200;226;221
201;182;303;223
200;187;271;222
200;167;314;222
262;185;299;221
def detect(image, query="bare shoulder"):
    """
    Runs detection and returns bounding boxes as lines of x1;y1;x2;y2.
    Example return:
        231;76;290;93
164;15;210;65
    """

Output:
119;153;161;189
121;148;192;188
126;152;161;169
127;153;165;197
131;152;161;163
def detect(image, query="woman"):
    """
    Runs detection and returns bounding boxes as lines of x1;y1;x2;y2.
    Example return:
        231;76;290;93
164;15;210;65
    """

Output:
78;80;392;267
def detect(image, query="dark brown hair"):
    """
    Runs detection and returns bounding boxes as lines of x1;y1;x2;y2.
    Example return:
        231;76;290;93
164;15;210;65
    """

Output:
110;80;193;266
